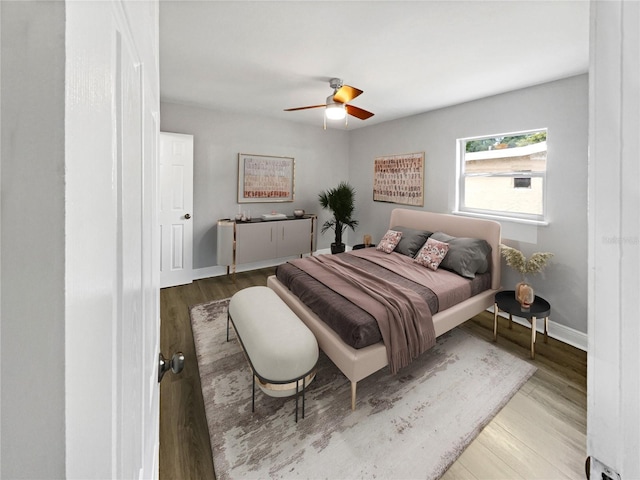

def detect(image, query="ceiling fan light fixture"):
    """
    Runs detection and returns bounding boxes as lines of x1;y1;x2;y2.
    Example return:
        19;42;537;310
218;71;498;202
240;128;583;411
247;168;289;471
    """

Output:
284;79;372;124
325;94;346;120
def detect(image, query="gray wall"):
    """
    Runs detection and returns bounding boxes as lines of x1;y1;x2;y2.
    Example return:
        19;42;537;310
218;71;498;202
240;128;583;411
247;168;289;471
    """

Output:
160;102;350;268
161;75;588;335
349;75;588;334
1;1;67;477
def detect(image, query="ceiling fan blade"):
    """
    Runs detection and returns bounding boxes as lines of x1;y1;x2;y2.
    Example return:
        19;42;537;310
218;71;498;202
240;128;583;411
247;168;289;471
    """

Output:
346;104;374;120
284;104;327;112
333;85;363;104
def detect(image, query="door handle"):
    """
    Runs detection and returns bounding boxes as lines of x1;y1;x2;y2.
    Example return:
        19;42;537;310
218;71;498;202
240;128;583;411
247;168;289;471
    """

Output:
184;213;191;220
158;352;185;383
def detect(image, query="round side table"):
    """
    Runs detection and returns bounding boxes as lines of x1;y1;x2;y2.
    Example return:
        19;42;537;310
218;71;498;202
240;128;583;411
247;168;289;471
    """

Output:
352;243;375;250
493;290;551;359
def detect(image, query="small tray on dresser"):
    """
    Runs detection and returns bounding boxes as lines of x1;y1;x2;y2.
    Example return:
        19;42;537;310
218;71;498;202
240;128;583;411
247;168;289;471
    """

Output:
261;213;288;221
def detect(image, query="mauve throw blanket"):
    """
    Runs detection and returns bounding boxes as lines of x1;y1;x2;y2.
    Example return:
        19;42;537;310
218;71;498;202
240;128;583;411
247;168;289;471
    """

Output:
289;253;436;374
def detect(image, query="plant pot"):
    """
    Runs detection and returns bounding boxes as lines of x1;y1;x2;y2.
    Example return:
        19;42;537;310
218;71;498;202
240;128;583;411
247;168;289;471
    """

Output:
331;243;346;254
515;281;535;309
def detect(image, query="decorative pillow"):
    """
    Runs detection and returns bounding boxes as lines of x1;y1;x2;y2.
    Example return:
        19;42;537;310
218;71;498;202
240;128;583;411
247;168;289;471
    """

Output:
390;226;433;257
430;232;492;278
376;230;403;254
414;238;449;271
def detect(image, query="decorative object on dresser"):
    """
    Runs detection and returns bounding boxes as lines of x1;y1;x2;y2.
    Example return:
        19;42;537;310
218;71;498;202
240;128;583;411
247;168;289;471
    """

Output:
318;181;358;254
216;214;316;275
373;151;424;206
260;212;287;221
500;244;553;308
268;208;502;409
190;297;536;480
237;153;294;203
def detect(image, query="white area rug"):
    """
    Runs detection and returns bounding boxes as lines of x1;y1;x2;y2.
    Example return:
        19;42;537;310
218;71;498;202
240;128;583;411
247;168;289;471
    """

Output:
190;298;536;480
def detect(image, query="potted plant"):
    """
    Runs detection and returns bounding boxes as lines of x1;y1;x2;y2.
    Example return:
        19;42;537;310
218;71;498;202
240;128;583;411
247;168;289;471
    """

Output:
500;244;553;308
318;181;358;254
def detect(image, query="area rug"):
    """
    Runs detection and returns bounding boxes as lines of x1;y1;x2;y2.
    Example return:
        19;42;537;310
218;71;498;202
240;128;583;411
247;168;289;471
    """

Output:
190;298;537;480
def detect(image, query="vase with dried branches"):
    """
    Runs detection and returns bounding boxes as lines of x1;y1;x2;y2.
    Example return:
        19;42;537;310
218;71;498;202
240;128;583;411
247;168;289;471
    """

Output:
500;244;553;308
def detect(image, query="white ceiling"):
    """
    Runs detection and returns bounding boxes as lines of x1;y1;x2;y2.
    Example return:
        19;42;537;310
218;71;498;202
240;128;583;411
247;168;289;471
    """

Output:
159;1;590;129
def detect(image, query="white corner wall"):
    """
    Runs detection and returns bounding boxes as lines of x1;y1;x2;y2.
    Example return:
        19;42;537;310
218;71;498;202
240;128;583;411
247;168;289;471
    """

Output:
349;75;589;337
1;2;67;477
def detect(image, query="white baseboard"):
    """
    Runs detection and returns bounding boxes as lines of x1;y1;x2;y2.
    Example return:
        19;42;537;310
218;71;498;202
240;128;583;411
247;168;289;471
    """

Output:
192;265;227;280
488;306;587;351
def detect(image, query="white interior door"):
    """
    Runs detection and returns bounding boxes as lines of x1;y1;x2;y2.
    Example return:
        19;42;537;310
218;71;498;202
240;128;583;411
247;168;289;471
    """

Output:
160;132;194;288
65;2;160;478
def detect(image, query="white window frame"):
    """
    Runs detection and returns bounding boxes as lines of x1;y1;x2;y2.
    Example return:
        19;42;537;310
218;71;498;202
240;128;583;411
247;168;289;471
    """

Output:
455;129;548;225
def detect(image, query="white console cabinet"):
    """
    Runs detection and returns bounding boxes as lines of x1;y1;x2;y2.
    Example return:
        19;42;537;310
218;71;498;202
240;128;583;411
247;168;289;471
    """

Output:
217;216;316;274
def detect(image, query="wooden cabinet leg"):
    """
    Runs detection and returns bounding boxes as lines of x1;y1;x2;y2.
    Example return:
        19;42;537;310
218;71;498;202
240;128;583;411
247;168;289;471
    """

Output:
493;303;498;341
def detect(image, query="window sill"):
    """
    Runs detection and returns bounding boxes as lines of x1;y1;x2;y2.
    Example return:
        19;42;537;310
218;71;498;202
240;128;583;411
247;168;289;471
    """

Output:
452;210;549;227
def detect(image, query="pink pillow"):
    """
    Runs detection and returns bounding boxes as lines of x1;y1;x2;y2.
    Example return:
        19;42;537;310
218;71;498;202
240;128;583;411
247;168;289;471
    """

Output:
376;230;403;254
415;238;449;270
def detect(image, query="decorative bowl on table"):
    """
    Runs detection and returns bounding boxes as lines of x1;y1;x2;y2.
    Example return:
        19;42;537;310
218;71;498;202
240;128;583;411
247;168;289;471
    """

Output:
293;209;305;218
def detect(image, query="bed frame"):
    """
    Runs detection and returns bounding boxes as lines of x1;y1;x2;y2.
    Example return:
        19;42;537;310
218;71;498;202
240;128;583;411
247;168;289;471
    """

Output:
267;209;501;410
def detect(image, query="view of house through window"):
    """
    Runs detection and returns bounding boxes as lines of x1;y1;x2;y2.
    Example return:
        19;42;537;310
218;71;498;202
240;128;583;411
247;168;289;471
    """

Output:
457;129;547;222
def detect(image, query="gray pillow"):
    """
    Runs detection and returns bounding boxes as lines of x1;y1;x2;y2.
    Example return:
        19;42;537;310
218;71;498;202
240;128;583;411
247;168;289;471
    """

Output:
390;226;433;257
430;232;491;278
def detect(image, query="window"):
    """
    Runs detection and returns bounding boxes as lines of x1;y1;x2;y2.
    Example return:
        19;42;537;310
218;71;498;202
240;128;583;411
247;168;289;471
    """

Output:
513;177;531;189
456;129;547;223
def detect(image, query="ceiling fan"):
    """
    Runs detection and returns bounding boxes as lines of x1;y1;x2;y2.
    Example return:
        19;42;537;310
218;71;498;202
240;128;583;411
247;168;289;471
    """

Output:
284;78;374;126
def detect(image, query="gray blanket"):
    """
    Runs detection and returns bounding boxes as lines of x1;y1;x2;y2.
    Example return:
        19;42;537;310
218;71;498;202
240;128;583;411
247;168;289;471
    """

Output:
289;253;436;374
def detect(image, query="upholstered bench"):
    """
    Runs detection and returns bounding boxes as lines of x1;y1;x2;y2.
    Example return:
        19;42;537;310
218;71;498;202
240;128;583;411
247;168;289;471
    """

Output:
227;286;319;421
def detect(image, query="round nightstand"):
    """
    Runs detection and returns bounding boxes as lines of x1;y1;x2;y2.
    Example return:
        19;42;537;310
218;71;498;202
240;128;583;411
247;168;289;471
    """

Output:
493;290;551;359
352;244;375;250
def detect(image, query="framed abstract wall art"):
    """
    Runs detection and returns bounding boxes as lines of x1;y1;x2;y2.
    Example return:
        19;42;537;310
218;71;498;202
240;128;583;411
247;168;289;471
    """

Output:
373;152;424;206
237;153;295;203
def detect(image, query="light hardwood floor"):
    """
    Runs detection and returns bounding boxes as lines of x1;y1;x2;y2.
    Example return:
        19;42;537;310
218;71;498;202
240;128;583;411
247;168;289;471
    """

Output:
159;267;587;479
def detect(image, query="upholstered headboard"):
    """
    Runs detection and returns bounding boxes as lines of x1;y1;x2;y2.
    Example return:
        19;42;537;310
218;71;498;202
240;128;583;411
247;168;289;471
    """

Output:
388;209;501;290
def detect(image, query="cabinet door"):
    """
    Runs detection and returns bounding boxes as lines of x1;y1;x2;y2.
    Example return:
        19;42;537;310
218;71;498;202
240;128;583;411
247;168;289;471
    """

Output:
277;218;312;258
236;222;277;264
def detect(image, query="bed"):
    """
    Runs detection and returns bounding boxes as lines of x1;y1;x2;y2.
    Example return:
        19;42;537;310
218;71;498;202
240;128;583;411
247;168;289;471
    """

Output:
267;208;501;409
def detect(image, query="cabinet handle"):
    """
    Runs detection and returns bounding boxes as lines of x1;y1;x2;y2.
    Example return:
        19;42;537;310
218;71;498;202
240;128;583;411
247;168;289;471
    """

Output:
271;227;273;242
